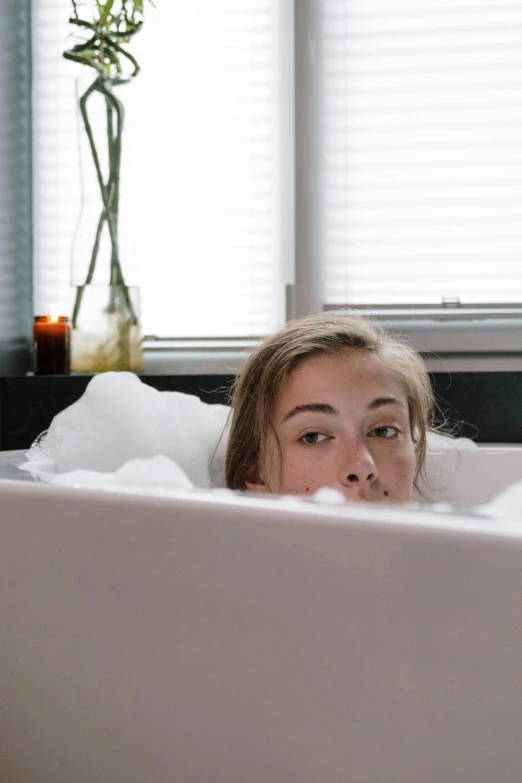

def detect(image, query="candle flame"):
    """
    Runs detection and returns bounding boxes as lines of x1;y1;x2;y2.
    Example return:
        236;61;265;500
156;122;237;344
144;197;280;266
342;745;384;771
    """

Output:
50;307;59;323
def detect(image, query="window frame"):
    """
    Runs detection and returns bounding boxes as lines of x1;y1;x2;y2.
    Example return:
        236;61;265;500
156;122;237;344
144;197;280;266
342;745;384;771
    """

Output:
0;0;33;376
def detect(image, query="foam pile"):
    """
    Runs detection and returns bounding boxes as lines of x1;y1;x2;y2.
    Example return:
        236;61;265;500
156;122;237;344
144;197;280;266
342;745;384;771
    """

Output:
23;372;230;488
46;455;194;494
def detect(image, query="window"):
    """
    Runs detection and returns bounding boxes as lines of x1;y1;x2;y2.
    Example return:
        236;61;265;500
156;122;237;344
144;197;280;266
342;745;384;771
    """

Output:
3;0;522;370
294;0;522;356
33;0;292;339
320;0;522;309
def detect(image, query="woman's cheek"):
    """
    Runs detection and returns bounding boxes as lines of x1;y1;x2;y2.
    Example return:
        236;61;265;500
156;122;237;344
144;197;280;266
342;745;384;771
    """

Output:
281;447;323;494
388;449;416;500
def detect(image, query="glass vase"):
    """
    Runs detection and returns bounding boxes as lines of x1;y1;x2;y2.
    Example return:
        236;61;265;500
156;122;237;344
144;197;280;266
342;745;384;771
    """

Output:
71;284;144;374
70;74;143;373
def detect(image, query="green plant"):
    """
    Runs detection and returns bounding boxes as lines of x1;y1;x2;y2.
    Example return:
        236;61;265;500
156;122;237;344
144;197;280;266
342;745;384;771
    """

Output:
64;1;155;327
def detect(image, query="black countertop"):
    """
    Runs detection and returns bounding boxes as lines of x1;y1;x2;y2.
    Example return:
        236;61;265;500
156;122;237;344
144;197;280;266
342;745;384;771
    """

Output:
0;372;520;451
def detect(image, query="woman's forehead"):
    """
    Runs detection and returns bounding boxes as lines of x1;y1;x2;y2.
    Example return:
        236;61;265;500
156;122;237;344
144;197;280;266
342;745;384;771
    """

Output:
280;348;407;400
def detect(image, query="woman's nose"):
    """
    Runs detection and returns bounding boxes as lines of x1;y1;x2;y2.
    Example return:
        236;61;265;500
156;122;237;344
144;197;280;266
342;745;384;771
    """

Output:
341;442;378;487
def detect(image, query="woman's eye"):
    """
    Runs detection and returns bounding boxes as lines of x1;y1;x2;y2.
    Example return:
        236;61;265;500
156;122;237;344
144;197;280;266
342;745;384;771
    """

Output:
371;426;398;439
300;432;327;444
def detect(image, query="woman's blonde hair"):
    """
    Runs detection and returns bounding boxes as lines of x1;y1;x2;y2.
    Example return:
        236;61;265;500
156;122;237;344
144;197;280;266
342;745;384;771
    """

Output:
225;312;435;493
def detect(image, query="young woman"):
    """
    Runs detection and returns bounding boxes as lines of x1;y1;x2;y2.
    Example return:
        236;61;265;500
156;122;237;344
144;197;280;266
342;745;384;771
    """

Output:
225;313;434;503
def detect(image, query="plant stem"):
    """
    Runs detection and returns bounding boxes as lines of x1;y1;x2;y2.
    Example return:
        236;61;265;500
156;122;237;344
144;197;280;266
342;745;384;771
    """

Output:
72;74;136;327
98;79;134;318
71;208;107;327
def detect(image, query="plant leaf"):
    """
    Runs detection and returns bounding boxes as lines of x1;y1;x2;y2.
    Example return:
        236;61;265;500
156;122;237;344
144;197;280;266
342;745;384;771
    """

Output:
102;0;115;23
65;0;156;76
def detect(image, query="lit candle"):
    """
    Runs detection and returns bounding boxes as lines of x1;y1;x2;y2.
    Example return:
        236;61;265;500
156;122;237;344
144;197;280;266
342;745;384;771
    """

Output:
33;308;71;375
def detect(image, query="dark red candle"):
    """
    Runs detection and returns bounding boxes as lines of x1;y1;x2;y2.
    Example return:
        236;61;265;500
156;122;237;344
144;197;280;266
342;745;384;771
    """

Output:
33;313;70;375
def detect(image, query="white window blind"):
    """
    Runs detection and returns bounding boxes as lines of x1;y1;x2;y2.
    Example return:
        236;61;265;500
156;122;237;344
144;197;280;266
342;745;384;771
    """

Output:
0;1;31;352
33;0;286;338
322;0;522;306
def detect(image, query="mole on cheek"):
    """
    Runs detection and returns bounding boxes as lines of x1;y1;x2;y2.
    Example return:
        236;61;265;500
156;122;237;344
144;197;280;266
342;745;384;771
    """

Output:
305;487;310;492
383;490;389;497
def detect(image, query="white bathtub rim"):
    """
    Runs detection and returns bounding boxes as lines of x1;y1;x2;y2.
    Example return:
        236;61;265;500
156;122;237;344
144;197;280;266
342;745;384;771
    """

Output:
1;475;521;542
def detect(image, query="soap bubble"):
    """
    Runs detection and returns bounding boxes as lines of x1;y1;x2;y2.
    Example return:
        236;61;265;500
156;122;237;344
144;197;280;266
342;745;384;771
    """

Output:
312;487;346;506
31;429;49;449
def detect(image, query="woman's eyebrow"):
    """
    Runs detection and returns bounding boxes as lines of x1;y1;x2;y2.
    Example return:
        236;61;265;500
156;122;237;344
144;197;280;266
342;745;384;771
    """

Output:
281;402;338;423
367;396;405;411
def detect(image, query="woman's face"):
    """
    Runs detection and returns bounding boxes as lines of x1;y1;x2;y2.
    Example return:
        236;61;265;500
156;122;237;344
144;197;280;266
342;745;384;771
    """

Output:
246;348;416;503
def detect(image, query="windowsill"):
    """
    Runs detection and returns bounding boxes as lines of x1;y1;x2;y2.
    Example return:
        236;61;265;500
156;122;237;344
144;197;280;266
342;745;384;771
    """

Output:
141;348;522;376
142;338;256;375
423;354;522;372
384;317;522;371
143;348;248;376
383;317;522;354
141;321;522;375
7;320;522;377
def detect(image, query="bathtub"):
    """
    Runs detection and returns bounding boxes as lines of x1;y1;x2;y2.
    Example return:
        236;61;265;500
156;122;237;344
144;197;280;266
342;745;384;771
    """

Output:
1;448;522;782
